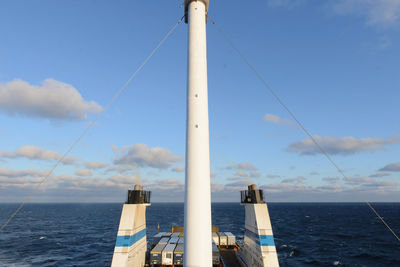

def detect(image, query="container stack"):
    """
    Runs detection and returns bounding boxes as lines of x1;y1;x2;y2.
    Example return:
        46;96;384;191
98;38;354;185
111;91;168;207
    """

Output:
150;230;235;266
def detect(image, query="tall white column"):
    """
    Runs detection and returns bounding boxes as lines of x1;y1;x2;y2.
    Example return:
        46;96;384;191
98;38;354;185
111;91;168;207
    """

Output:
184;0;212;266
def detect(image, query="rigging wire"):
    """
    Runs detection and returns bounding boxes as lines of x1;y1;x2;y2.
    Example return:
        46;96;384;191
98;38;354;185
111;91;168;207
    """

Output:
0;15;185;234
207;15;400;242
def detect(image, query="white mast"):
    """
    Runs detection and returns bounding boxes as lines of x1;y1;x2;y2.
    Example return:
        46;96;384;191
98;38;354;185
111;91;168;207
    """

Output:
184;0;212;266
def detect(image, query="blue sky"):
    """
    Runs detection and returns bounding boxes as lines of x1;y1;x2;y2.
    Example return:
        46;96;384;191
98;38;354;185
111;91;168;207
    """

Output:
0;0;399;202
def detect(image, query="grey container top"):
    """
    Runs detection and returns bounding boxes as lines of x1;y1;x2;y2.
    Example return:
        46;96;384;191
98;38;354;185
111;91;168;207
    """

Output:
169;237;179;244
174;243;184;253
163;243;177;253
159;237;170;244
151;243;167;254
153;232;166;238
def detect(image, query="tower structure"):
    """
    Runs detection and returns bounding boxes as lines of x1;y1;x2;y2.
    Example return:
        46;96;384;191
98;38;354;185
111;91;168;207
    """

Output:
183;0;212;266
239;184;280;267
111;185;151;267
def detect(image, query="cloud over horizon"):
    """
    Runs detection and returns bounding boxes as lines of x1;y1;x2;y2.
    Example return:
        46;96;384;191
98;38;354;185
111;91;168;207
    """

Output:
113;143;183;169
379;162;400;172
0;145;76;164
288;135;399;156
85;161;109;170
0;79;102;121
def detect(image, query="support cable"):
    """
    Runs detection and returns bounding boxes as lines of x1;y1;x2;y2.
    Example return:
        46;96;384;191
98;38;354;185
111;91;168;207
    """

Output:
0;15;185;234
207;15;400;242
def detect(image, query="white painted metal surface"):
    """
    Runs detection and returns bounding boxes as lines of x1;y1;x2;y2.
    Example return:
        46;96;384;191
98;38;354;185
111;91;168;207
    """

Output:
240;203;280;267
218;232;227;246
111;204;149;267
225;232;236;246
184;0;212;266
212;232;219;246
162;243;177;265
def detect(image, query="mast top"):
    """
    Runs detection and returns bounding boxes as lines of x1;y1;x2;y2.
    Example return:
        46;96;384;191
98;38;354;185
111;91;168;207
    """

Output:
184;0;209;23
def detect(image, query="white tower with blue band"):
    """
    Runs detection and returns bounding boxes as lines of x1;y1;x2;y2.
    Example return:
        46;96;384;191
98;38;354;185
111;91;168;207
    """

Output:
111;185;151;267
238;184;280;267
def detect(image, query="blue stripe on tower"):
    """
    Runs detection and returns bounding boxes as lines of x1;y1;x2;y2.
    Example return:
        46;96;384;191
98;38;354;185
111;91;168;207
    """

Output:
115;229;146;247
259;234;275;246
244;229;275;246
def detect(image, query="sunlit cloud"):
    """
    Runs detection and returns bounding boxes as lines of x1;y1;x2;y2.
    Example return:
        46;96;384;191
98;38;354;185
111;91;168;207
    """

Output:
288;135;399;155
0;79;102;120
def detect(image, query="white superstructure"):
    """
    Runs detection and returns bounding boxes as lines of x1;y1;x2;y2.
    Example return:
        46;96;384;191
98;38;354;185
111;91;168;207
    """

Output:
238;185;280;267
111;185;150;267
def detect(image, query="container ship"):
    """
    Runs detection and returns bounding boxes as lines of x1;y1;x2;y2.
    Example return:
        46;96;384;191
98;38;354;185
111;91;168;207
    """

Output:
110;1;279;266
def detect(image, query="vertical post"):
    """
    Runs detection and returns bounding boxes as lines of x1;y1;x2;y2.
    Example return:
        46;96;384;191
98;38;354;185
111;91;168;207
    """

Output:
184;0;212;266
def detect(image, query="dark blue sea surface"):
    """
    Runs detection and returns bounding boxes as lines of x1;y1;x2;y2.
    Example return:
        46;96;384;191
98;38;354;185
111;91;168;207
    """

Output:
0;203;399;266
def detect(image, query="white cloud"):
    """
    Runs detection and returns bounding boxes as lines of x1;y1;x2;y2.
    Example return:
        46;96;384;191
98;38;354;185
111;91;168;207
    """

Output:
262;113;293;126
146;179;184;191
310;171;319;176
0;79;102;120
250;171;261;178
211;181;224;193
281;176;306;183
361;181;397;188
345;177;374;185
105;165;134;174
172;165;185;172
322;176;340;183
0;168;398;202
288;135;400;155
235;170;248;177
369;172;390;178
267;174;281;178
0;145;76;164
0;167;47;178
74;169;93;177
267;0;306;9
85;161;108;170
225;162;257;171
225;180;252;191
379;162;400;172
332;0;400;28
113;144;183;169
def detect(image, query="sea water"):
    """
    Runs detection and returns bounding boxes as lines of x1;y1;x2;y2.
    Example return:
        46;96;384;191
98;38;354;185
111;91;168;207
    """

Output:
0;203;399;266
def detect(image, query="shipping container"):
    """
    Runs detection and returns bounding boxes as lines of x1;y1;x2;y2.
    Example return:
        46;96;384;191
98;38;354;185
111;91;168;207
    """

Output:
162;243;176;265
212;243;220;265
150;243;167;265
169;236;179;244
173;243;184;265
224;232;236;246
153;232;166;245
171;232;180;238
159;237;170;244
218;232;227;246
212;232;219;246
